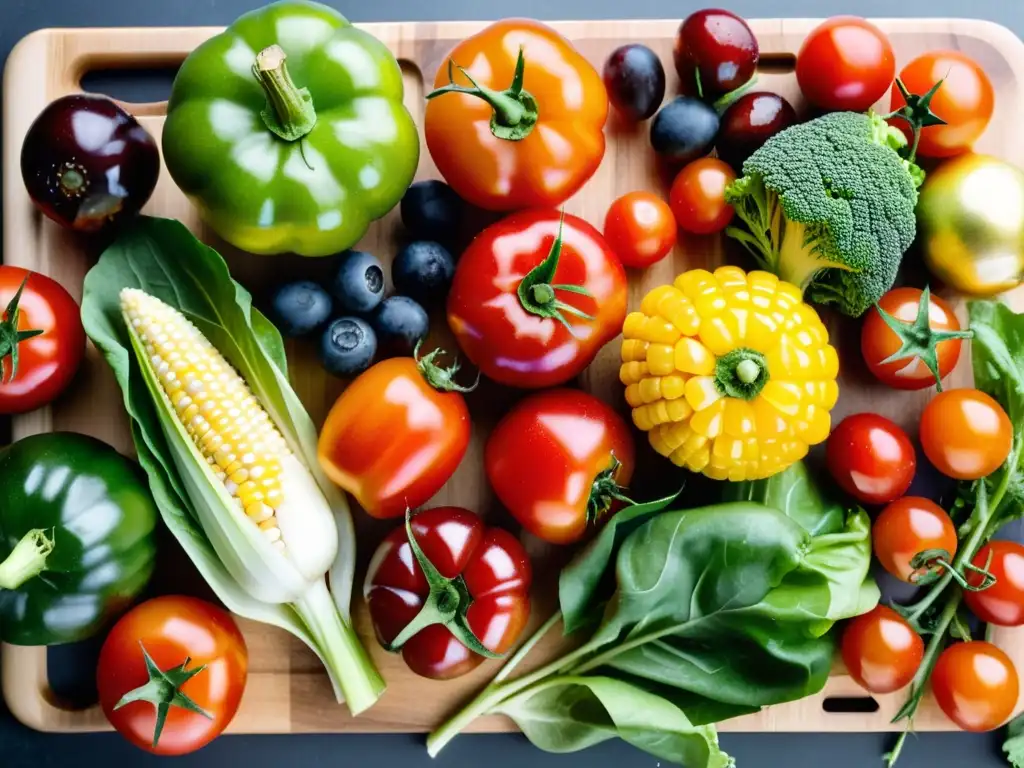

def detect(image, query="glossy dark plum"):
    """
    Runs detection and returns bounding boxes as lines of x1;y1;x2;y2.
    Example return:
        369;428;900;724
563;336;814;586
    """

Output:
330;250;385;314
602;44;667;122
717;92;798;170
269;281;333;337
673;9;759;98
370;296;429;357
393;241;455;305
650;97;720;163
21;94;159;233
320;317;377;377
400;180;463;242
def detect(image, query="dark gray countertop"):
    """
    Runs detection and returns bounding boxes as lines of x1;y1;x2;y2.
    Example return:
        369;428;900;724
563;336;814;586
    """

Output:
3;0;1024;766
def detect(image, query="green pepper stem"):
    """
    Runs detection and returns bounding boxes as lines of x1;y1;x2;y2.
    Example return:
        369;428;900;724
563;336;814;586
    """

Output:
252;44;317;142
715;347;769;400
0;528;54;590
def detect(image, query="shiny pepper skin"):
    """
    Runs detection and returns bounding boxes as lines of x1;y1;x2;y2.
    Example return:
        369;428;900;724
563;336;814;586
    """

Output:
621;266;840;481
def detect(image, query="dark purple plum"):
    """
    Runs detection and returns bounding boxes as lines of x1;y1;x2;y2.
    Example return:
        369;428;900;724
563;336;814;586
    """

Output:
717;92;798;170
603;44;666;122
673;9;759;99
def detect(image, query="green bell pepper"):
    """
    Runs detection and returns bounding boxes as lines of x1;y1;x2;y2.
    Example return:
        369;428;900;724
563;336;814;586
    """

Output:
0;432;158;646
162;0;420;257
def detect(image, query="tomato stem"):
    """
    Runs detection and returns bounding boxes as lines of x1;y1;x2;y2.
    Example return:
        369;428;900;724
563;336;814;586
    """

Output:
426;49;539;141
414;341;480;394
252;45;317;142
588;454;633;526
113;642;212;749
0;528;53;590
0;276;45;384
884;77;947;165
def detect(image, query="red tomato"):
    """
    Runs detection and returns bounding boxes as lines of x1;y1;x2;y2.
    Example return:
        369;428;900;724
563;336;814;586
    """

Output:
318;354;471;519
826;413;916;505
841;605;923;694
919;389;1012;480
890;51;994;158
447;209;628;389
872;497;957;583
97;596;247;756
669;158;736;235
965;541;1024;627
485;388;635;544
603;191;676;268
364;506;532;679
796;17;895;112
861;288;966;390
931;642;1019;732
0;265;85;414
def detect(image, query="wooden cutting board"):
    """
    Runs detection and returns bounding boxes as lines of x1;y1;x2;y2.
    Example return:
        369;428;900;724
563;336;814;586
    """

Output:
4;16;1024;738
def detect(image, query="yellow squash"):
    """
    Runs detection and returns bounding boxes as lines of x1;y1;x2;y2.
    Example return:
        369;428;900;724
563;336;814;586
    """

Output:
621;266;839;481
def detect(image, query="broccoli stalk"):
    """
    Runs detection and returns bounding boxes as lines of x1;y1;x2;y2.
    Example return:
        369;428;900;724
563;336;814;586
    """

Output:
724;111;922;318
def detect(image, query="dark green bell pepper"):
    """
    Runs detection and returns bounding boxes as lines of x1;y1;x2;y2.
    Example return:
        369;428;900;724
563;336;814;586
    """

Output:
162;0;420;257
0;432;158;645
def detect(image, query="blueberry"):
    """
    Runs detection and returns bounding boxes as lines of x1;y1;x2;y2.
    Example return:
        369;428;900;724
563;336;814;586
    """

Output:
370;295;429;357
400;180;462;242
392;241;455;304
650;96;720;163
329;250;385;314
319;317;377;377
268;281;333;337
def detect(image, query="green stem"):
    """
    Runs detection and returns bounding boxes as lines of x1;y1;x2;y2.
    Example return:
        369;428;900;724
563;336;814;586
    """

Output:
252;44;317;142
294;579;384;715
494;611;563;684
0;529;54;590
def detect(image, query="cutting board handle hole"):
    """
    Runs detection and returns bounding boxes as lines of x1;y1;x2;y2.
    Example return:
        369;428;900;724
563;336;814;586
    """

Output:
822;696;880;714
758;52;797;74
80;66;180;106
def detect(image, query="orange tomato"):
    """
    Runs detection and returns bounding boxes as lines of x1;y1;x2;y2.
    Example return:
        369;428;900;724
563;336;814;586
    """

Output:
872;497;957;583
603;191;676;268
669;158;736;235
919;389;1012;480
841;605;923;694
932;642;1019;732
424;19;607;211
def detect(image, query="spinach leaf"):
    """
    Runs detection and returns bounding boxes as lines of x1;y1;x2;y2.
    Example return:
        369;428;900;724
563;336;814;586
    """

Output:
721;461;844;536
969;299;1024;436
559;492;680;635
496;676;734;768
1004;712;1024;768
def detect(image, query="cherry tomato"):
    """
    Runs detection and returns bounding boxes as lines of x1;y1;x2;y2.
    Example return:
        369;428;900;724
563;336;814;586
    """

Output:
0;266;85;414
669;158;737;235
932;641;1019;732
872;497;957;584
890;51;994;158
826;413;916;505
97;596;247;756
317;353;471;518
673;9;759;98
447;209;628;389
920;389;1012;480
486;388;635;545
603;191;676;268
364;506;532;679
861;288;966;390
965;541;1024;627
796;17;895;112
841;605;923;694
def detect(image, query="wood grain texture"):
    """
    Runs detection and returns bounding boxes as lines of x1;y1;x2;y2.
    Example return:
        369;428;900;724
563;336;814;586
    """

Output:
4;17;1024;738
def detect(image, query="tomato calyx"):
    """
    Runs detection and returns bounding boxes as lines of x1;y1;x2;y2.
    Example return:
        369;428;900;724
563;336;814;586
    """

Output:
516;212;595;334
414;341;480;394
873;286;973;391
252;45;317;143
384;510;504;659
0;276;45;384
587;454;634;525
113;642;213;748
715;347;768;400
885;78;947;163
427;49;539;141
910;546;998;592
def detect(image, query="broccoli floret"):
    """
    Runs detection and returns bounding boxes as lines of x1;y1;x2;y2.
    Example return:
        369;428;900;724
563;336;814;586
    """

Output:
724;111;921;318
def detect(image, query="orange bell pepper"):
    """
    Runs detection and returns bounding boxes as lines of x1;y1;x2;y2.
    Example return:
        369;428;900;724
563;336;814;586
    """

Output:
424;19;608;211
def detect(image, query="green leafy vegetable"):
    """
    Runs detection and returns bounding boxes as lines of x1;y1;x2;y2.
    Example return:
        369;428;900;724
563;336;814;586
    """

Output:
1005;712;1024;768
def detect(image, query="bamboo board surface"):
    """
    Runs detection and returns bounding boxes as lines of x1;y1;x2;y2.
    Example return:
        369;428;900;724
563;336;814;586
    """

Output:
4;16;1024;738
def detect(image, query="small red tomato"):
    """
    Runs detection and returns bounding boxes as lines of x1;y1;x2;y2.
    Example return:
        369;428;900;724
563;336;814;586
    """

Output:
669;158;737;235
861;288;967;391
890;51;994;158
932;642;1019;732
920;389;1013;480
841;604;924;694
364;507;532;680
486;388;635;545
97;596;247;756
796;17;895;112
603;191;676;268
872;497;957;584
447;208;628;389
826;413;916;505
965;541;1024;627
0;265;85;415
